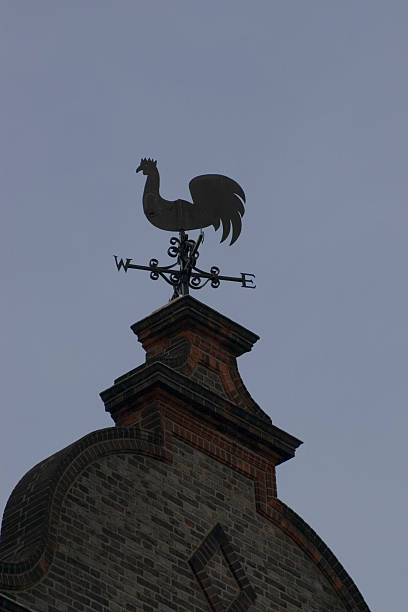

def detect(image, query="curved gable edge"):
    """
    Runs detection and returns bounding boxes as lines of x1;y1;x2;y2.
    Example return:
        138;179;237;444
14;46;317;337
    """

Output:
0;427;168;589
261;499;370;612
0;427;369;611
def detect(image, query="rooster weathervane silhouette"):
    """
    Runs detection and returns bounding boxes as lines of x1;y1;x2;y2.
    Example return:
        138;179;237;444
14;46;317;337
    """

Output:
114;158;255;299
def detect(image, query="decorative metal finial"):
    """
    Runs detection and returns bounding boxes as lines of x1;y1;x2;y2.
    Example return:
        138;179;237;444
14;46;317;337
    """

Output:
114;158;255;299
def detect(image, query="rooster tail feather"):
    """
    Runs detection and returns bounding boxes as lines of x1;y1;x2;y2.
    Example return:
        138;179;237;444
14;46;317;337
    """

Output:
189;174;246;245
220;216;231;243
229;210;242;245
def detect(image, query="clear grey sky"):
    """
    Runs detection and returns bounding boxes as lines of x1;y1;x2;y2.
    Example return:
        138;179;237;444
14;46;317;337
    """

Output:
1;2;407;610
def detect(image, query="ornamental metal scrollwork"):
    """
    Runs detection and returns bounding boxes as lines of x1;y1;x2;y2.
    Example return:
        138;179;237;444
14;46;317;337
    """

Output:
115;230;255;299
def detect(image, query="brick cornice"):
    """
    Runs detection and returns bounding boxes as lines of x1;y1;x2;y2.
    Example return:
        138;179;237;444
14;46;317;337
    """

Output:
131;295;259;358
100;361;302;464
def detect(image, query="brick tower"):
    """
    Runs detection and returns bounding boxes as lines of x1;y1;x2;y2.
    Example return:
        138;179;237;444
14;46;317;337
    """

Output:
0;296;370;611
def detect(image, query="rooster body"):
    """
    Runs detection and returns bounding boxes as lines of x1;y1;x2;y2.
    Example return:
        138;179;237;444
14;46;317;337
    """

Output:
136;158;245;245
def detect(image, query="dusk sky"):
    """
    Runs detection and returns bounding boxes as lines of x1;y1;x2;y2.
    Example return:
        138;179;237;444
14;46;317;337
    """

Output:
1;2;407;610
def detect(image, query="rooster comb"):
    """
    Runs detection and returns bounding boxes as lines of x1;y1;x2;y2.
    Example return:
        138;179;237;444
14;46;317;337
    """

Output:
140;157;157;165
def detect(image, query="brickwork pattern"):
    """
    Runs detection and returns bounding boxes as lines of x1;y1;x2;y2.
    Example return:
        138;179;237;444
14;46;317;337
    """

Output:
0;297;370;611
0;427;168;589
131;297;270;423
201;547;239;609
191;364;227;399
4;436;354;612
189;523;256;611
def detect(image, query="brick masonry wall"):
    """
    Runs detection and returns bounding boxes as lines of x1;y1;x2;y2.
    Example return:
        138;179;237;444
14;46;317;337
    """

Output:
1;298;369;611
5;435;349;612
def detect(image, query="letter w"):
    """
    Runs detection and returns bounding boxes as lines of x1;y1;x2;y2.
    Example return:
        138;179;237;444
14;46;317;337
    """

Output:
114;256;132;272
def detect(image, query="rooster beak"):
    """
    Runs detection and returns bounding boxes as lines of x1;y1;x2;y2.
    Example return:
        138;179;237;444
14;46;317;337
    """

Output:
136;165;142;173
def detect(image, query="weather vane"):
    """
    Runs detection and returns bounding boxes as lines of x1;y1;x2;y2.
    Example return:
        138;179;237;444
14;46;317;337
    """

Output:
114;158;255;299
